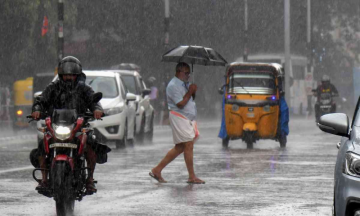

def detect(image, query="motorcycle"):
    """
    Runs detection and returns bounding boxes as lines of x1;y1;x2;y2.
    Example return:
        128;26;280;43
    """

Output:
313;90;337;123
28;93;103;216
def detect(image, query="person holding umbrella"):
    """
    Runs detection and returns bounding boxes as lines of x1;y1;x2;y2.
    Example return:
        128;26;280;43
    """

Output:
149;62;205;184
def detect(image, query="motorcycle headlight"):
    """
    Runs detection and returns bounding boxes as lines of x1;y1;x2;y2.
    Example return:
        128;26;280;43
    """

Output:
104;102;124;116
343;152;360;177
52;124;73;140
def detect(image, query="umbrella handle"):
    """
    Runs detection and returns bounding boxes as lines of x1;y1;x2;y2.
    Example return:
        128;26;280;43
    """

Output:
192;63;195;83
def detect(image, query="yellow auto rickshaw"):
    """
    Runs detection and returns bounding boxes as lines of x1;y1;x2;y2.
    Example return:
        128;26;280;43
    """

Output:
13;77;33;130
218;62;288;149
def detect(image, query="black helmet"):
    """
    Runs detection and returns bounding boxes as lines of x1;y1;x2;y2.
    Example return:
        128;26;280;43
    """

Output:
58;56;82;76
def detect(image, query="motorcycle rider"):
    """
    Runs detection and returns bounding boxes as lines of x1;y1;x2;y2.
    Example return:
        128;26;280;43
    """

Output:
314;74;339;121
31;56;104;193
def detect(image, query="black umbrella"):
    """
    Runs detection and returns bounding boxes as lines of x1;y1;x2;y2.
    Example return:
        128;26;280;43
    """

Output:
162;45;227;81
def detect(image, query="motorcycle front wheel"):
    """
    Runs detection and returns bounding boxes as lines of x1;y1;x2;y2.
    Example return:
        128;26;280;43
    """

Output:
53;162;75;216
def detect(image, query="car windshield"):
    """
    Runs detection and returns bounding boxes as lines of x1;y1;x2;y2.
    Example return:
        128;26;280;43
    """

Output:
86;76;118;98
228;73;275;94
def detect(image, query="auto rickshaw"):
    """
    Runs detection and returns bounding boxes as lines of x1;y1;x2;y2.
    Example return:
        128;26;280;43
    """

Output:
218;62;288;149
12;77;33;130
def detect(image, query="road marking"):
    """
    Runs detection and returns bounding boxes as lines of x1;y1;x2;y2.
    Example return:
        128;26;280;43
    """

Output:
0;135;36;142
0;166;33;175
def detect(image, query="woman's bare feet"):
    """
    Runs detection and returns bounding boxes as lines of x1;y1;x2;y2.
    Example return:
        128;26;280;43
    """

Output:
187;177;205;184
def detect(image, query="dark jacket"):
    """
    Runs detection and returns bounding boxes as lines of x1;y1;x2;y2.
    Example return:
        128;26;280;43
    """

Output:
32;74;103;115
315;83;339;97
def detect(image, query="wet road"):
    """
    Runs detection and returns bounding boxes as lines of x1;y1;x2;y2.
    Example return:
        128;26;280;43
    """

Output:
0;116;339;215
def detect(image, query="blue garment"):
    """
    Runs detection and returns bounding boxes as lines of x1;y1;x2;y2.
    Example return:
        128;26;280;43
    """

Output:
218;87;228;139
166;76;197;121
280;96;289;136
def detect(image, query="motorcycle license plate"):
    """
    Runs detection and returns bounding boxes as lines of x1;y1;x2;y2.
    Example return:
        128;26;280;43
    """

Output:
49;143;78;149
320;105;331;109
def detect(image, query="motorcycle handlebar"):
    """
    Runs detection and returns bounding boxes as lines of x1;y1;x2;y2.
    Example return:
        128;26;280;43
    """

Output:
27;111;105;122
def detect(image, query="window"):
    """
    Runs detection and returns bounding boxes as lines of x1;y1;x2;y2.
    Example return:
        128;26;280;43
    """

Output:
86;76;118;98
230;73;275;89
122;75;139;94
228;73;276;94
119;79;126;99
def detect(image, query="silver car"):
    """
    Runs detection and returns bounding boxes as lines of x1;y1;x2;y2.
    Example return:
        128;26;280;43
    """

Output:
112;70;155;143
318;98;360;216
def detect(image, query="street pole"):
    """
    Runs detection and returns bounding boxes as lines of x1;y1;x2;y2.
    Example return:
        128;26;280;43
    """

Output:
306;0;313;116
160;0;170;125
284;0;291;105
57;0;64;64
243;0;248;62
307;0;312;73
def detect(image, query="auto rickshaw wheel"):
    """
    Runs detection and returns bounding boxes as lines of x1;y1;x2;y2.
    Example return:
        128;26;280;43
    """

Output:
243;132;254;149
245;139;253;149
222;136;230;148
279;135;287;148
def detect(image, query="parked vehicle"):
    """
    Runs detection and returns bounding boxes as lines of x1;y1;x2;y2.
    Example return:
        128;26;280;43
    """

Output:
34;72;56;142
12;77;33;130
36;70;137;149
318;96;360;216
29;93;103;216
113;70;154;143
218;62;288;149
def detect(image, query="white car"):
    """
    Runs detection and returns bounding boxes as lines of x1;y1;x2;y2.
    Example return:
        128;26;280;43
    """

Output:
113;70;155;143
36;70;137;149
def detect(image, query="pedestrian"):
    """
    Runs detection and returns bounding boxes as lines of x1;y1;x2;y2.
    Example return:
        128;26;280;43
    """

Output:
147;76;160;123
149;62;205;184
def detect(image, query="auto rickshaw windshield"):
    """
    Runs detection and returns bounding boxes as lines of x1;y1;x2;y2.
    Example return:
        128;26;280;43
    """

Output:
228;73;276;94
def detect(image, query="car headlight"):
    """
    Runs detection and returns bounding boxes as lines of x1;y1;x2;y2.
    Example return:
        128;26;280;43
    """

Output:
104;102;124;116
52;124;73;140
344;152;360;177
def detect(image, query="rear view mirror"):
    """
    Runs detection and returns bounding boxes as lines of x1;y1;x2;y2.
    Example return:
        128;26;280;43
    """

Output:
142;89;151;96
92;92;103;103
126;93;137;101
34;91;42;98
318;113;349;137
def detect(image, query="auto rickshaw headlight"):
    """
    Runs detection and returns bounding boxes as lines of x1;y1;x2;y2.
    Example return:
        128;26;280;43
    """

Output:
16;110;23;116
232;104;239;111
263;105;270;112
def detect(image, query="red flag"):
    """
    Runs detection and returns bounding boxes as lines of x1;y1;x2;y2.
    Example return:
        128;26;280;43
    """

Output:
41;16;48;36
